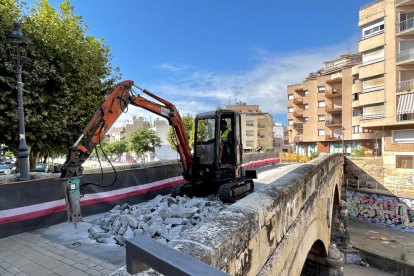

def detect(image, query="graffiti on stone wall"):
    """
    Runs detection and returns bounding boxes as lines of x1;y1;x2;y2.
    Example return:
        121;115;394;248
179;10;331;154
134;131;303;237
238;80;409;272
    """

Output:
347;190;414;233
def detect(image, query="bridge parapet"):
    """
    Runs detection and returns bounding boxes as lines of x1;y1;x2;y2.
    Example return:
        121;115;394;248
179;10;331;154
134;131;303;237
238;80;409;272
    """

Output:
163;153;344;275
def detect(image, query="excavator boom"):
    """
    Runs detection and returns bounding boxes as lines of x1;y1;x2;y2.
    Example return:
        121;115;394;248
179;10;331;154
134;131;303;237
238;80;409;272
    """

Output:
60;80;192;222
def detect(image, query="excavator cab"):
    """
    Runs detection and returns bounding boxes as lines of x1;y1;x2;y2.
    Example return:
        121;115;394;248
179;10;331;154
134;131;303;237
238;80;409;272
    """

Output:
173;110;255;201
193;110;242;178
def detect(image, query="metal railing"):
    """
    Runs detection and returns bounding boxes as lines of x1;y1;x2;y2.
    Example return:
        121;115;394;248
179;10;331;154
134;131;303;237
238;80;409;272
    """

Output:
360;0;383;10
397;48;414;63
325;120;342;126
398;17;414;34
397;79;414;92
397;0;414;5
325;134;341;141
325;105;342;113
325;90;342;97
126;235;228;276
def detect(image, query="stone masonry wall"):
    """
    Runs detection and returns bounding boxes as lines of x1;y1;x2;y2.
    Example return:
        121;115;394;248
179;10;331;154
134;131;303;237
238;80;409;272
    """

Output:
150;154;344;275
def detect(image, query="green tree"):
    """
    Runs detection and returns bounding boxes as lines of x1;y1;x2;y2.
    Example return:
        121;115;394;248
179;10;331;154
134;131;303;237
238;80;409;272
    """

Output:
167;114;194;151
0;0;119;168
129;128;161;162
105;140;128;159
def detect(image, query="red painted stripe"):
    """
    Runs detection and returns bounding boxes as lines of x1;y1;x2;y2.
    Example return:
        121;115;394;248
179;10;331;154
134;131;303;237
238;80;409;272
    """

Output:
0;178;185;225
80;178;185;206
243;157;280;168
0;205;66;225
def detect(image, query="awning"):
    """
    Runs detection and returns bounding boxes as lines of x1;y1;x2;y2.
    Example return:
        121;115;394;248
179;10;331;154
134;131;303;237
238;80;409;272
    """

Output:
397;93;414;115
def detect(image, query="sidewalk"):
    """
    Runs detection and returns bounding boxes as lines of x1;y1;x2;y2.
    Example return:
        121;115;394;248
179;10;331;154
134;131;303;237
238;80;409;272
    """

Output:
348;218;414;274
0;231;117;276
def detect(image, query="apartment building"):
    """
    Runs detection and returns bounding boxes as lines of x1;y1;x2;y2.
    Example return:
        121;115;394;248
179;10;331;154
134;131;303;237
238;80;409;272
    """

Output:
273;123;290;152
225;104;274;152
287;54;381;156
359;0;414;170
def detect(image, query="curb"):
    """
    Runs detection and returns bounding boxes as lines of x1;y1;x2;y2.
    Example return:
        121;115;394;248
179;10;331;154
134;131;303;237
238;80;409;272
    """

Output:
354;246;414;276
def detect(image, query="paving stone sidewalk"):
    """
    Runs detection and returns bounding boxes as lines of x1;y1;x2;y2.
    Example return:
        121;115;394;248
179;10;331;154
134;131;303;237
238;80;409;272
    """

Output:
0;232;117;276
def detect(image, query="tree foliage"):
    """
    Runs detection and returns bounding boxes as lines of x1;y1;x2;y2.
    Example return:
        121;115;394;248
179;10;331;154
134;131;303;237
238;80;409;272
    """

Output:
104;140;128;158
0;0;119;166
129;128;161;159
167;114;194;151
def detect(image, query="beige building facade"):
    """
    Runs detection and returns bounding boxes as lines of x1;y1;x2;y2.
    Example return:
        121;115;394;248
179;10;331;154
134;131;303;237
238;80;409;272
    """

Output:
225;105;274;152
358;0;414;171
287;54;381;156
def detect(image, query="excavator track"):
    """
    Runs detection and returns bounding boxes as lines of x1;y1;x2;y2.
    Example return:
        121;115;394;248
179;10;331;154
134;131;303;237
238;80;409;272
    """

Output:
217;178;254;203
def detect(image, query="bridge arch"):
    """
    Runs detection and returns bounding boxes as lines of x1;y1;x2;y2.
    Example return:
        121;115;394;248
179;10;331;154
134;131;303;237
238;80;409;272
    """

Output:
288;218;330;275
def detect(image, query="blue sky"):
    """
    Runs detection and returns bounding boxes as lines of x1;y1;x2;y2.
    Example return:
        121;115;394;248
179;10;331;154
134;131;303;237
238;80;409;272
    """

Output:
27;0;372;125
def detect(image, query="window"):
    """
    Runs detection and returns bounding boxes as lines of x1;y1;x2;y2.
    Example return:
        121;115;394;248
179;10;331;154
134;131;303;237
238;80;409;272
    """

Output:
318;86;326;93
304;104;309;110
288;120;294;126
353;109;363;117
393;129;414;144
304;117;309;122
362;47;384;65
318;101;325;108
246;120;254;126
246;130;254;137
304;90;309;96
246;140;254;147
288;107;294;113
318;115;325;121
396;156;414;169
288;94;294;100
363;104;385;119
318;129;325;136
362;20;384;39
363;75;384;92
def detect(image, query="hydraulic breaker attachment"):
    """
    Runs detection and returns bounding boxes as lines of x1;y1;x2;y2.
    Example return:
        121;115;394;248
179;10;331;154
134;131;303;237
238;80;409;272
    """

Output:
60;177;83;223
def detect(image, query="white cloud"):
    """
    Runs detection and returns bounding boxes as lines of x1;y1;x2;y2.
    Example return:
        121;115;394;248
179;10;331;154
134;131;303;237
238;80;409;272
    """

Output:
116;37;358;127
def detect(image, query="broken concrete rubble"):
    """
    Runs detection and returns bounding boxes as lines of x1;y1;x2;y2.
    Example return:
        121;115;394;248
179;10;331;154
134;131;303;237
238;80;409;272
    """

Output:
88;194;225;246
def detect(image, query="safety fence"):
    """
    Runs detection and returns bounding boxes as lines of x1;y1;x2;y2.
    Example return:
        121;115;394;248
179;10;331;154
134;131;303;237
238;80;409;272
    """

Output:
279;152;310;163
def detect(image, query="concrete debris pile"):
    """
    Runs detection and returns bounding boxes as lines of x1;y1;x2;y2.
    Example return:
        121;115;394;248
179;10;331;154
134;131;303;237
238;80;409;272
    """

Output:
88;194;225;246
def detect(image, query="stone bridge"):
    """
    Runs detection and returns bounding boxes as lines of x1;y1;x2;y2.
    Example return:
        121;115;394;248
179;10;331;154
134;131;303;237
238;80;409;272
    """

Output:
131;153;345;275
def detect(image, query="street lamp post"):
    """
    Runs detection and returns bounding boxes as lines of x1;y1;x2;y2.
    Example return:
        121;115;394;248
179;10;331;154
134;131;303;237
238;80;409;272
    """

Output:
6;23;31;180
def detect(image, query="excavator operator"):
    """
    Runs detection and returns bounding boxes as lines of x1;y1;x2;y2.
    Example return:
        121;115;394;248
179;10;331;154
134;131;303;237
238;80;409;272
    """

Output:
219;119;232;163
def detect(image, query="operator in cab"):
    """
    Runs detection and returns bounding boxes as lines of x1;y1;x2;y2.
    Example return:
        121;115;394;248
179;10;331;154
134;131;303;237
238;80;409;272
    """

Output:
219;119;232;163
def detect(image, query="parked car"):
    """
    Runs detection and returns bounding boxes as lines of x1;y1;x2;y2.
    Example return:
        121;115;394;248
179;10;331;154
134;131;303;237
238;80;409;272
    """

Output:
32;163;48;172
0;164;14;175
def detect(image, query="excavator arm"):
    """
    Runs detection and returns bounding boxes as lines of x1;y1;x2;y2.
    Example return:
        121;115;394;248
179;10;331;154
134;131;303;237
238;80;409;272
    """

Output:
59;80;192;223
60;80;192;179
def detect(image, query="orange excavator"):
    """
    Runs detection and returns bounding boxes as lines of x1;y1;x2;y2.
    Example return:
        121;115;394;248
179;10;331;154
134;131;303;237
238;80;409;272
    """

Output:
59;80;256;223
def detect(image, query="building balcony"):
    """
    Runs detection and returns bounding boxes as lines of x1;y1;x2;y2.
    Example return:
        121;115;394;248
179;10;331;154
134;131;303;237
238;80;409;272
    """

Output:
293;97;303;105
397;0;414;7
325;134;341;141
325;105;342;113
293;111;304;117
325;120;342;127
325;90;342;98
257;134;266;139
359;60;384;79
294;87;304;93
257;124;266;128
397;48;414;65
293;123;304;130
294;135;303;142
397;17;414;36
359;90;384;106
359;32;385;53
397;79;414;93
352;100;360;108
